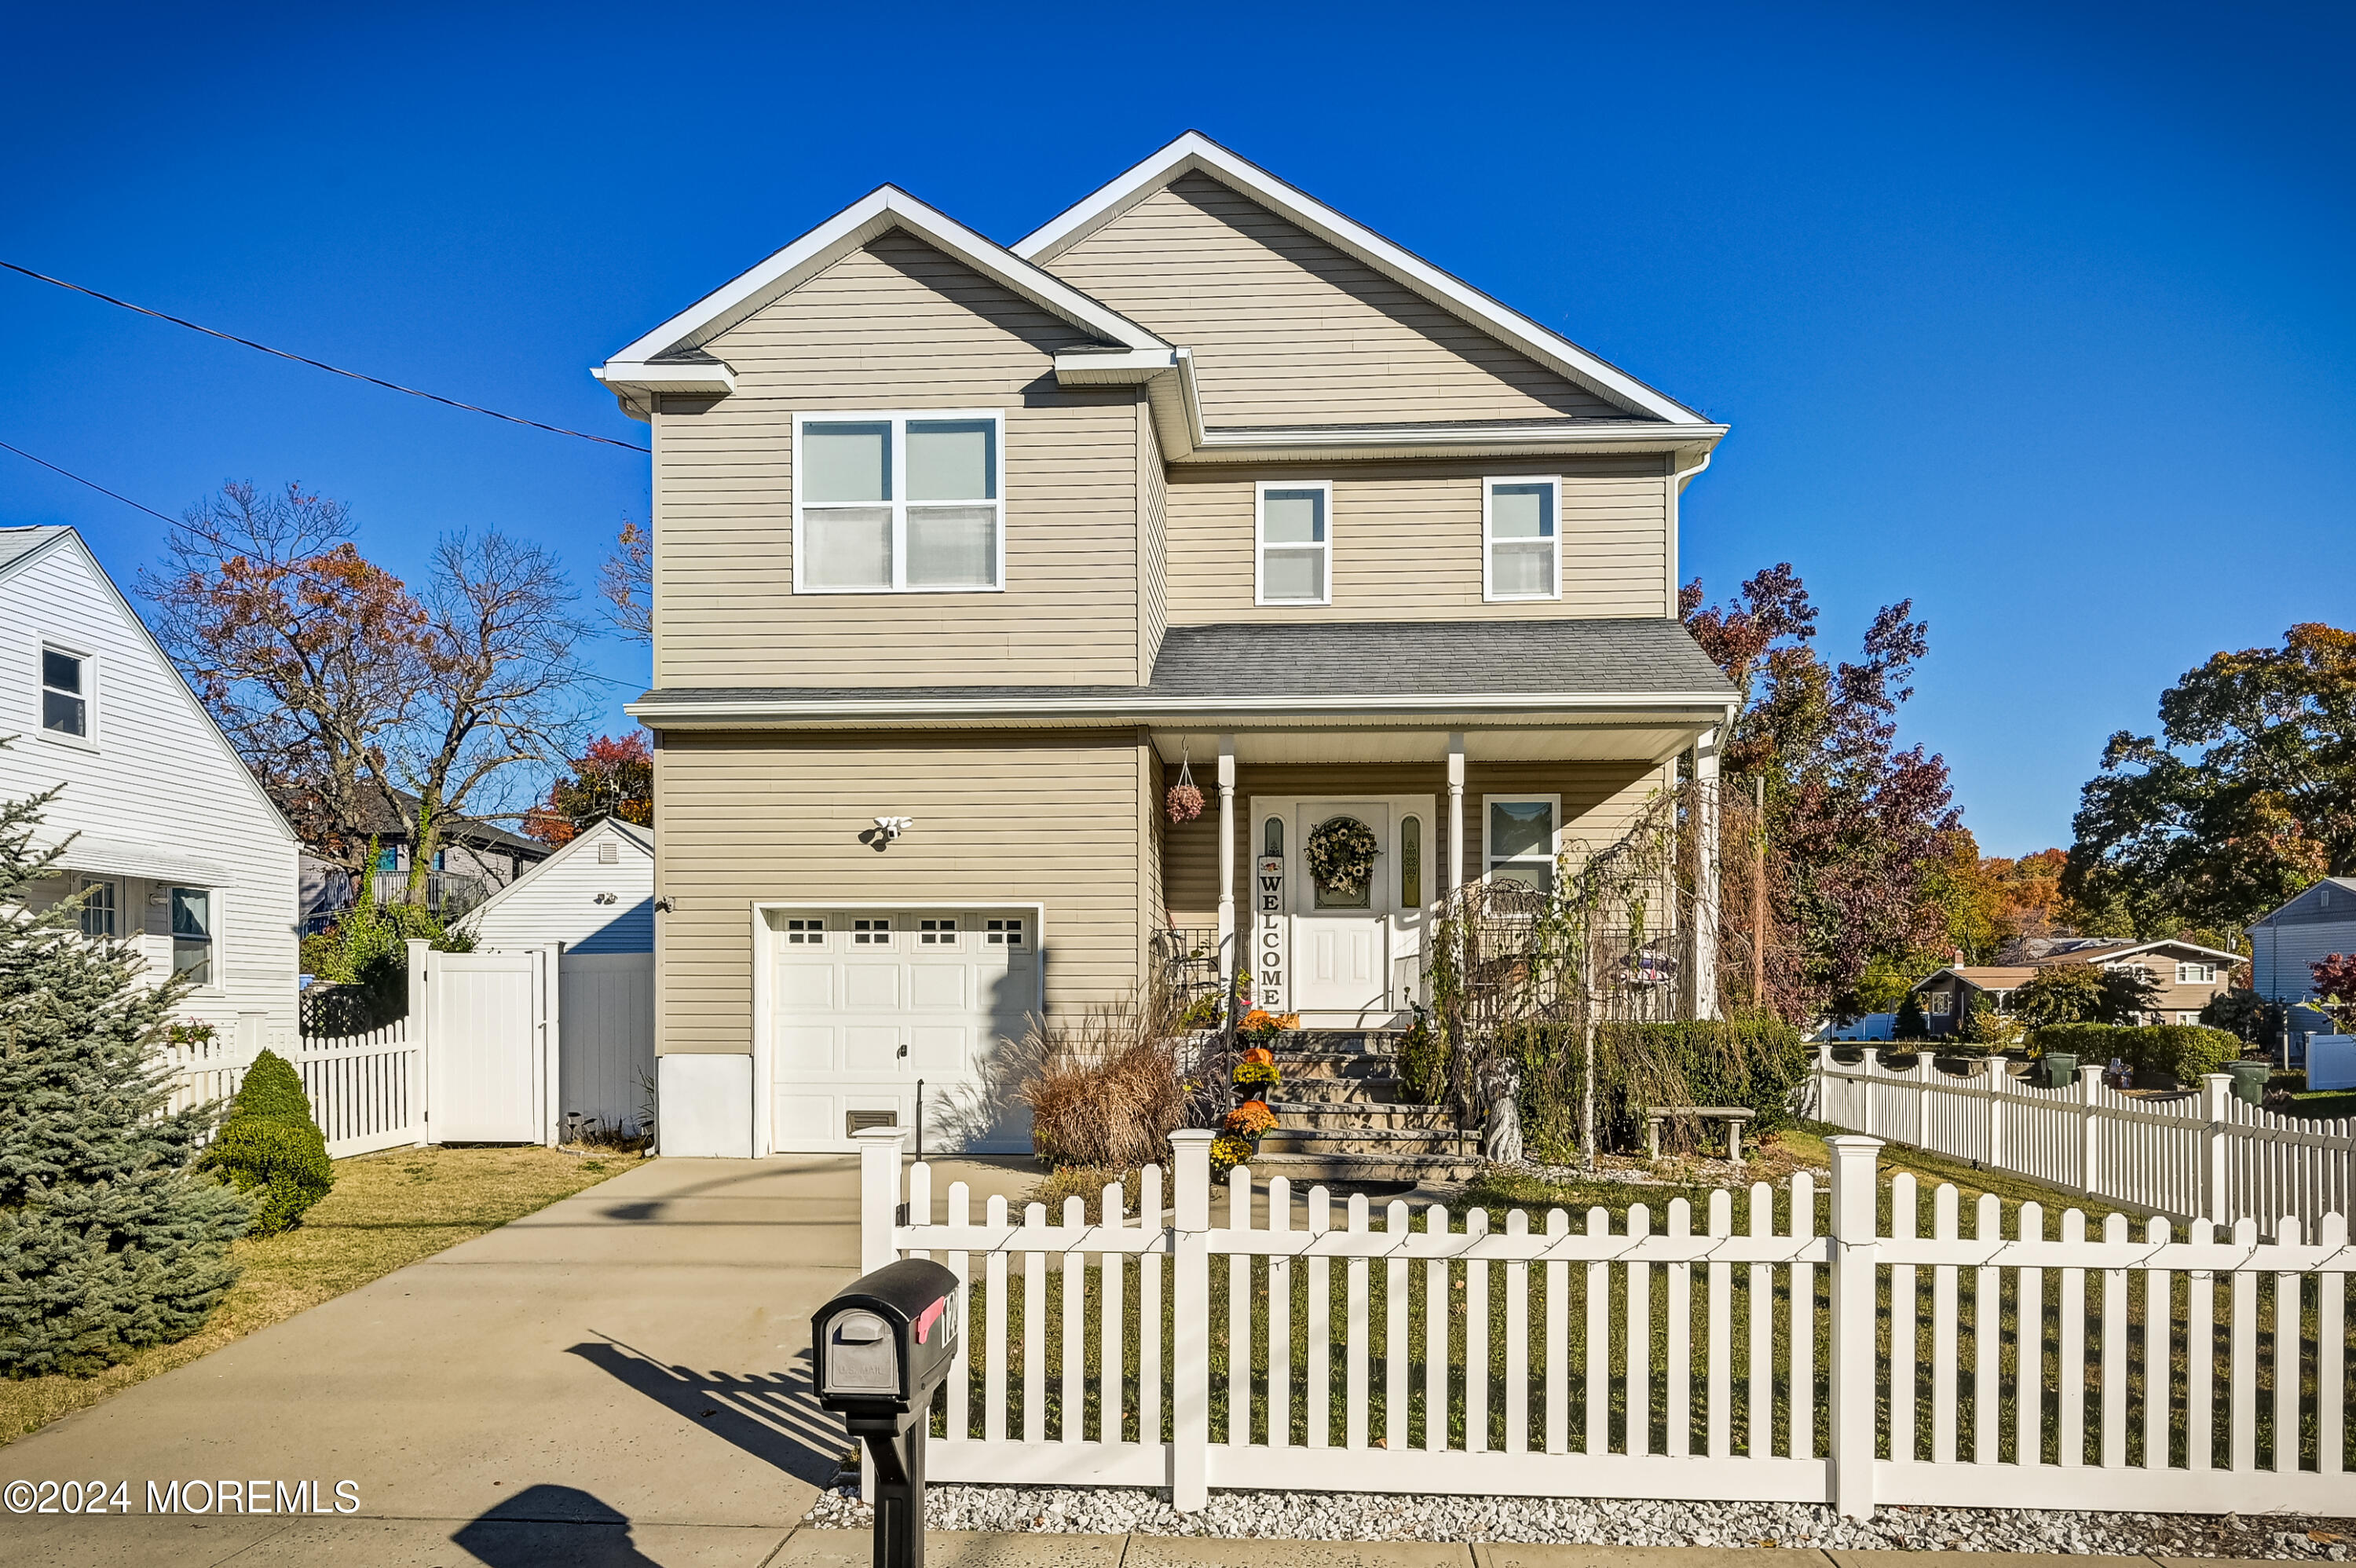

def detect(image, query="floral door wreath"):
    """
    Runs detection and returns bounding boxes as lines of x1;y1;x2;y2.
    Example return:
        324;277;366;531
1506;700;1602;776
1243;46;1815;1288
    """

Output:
1304;815;1378;897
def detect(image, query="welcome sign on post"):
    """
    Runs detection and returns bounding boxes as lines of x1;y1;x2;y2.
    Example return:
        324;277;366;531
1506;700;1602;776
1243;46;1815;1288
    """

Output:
1255;851;1286;1010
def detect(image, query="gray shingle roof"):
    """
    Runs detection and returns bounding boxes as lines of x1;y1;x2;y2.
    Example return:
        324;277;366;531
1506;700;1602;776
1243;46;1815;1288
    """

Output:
634;618;1736;709
0;526;70;577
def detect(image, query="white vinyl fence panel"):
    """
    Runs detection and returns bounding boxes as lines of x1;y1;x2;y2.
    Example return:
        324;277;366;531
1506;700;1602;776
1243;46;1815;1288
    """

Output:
861;1129;2354;1519
162;1018;419;1160
557;950;653;1135
1810;1046;2355;1234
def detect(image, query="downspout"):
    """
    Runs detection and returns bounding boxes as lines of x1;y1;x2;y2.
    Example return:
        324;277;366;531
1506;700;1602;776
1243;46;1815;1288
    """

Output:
1666;448;1714;617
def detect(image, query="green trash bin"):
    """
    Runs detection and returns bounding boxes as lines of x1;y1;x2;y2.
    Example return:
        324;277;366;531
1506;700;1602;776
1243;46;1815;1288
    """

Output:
2226;1059;2270;1106
2036;1051;2078;1090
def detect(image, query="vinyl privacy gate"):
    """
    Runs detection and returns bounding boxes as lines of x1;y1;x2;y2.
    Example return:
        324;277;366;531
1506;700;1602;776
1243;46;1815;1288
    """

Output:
859;1128;2354;1516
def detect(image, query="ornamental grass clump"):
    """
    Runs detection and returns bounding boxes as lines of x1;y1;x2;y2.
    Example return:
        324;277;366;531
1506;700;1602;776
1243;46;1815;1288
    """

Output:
1016;999;1189;1172
200;1050;334;1237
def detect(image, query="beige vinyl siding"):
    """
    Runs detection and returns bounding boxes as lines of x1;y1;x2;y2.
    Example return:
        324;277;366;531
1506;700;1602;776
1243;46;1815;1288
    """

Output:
1048;172;1631;428
1165;457;1669;623
1138;392;1168;679
652;232;1143;688
654;729;1153;1054
1162;759;1669;927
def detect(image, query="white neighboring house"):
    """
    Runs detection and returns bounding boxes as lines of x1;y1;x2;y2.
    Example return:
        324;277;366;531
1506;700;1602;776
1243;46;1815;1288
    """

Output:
460;816;654;1136
0;527;300;1053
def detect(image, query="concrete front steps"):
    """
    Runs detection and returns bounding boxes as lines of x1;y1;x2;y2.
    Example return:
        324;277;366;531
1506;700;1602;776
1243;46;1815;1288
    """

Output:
1249;1031;1482;1186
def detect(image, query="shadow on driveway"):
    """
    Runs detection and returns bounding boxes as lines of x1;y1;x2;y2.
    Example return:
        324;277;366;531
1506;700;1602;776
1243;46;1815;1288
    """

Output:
569;1333;847;1488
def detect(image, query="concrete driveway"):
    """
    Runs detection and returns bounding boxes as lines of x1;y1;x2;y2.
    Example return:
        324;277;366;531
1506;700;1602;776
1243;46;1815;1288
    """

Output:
3;1153;1036;1567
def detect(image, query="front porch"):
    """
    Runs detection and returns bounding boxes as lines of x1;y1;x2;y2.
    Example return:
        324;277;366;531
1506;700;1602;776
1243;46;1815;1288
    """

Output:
1152;722;1728;1029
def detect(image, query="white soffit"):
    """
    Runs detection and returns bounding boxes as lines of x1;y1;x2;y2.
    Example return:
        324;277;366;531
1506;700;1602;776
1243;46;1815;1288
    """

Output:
594;185;1171;386
1015;132;1714;428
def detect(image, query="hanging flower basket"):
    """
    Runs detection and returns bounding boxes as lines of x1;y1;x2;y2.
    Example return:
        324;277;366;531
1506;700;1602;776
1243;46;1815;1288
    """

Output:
1304;816;1377;897
1165;754;1204;824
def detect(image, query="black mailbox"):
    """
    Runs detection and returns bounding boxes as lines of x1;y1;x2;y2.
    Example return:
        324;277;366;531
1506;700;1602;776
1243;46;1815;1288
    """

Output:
813;1258;960;1568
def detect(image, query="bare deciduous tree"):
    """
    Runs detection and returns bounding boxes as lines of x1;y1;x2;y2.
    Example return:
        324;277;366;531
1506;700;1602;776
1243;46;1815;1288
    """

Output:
598;517;650;644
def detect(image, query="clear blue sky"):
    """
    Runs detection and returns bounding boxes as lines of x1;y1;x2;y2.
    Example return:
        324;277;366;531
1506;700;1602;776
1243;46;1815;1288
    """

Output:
3;2;2349;853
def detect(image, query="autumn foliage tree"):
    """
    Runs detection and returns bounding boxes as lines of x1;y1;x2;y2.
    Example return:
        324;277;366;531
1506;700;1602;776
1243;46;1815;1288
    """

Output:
1682;563;1961;1021
525;733;653;846
2068;623;2356;938
146;481;594;896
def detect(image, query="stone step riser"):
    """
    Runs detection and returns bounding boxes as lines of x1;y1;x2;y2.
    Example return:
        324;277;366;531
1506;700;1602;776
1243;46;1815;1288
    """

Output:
1262;1105;1460;1131
1249;1153;1483;1184
1259;1132;1480;1158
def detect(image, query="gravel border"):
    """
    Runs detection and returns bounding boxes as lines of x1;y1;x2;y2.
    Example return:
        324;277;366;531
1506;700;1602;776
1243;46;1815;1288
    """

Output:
802;1482;2353;1559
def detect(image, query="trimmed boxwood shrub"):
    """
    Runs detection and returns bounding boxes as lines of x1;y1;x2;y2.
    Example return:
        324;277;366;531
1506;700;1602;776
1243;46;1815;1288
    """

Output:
1497;1017;1809;1163
2023;1022;2245;1088
200;1050;333;1236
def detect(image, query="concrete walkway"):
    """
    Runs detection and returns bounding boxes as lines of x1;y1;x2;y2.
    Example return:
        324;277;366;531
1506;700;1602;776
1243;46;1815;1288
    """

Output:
2;1153;1034;1567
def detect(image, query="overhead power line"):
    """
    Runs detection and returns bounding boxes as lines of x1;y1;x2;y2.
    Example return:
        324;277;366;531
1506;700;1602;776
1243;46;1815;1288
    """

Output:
0;259;649;455
0;439;179;524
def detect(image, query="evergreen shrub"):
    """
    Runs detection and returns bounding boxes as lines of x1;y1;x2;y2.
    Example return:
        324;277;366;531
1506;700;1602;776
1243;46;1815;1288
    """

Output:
2023;1022;2244;1087
0;777;250;1377
199;1049;333;1237
1498;1017;1808;1163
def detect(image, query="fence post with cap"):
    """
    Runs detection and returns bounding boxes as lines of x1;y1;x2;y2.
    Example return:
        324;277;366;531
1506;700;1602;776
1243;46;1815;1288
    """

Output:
1826;1133;1882;1519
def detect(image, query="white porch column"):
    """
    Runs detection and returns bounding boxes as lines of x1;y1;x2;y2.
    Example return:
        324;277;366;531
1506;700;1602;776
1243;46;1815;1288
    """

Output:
1446;733;1467;894
1692;728;1721;1020
1215;736;1238;997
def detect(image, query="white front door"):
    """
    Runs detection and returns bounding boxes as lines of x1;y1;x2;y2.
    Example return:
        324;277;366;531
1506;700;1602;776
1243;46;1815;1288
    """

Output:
1291;801;1389;1015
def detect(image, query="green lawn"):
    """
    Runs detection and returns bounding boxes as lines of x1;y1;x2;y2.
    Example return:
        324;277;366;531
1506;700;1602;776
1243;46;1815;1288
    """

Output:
949;1134;2349;1472
2;1145;640;1446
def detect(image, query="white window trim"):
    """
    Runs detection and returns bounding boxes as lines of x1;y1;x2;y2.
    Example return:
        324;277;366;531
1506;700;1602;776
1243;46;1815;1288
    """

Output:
1483;476;1562;603
38;641;98;751
1254;479;1333;607
791;408;1007;594
1480;792;1563;885
169;884;224;995
1926;989;1952;1016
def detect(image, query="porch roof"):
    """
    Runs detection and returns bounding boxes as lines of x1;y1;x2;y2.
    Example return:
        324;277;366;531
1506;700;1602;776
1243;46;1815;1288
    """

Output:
627;618;1737;733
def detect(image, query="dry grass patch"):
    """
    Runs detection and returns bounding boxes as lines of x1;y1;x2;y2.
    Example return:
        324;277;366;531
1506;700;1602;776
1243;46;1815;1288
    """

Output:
1;1144;640;1446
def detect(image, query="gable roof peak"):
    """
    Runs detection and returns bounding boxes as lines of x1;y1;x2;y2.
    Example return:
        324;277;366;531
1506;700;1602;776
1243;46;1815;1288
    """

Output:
1016;132;1712;427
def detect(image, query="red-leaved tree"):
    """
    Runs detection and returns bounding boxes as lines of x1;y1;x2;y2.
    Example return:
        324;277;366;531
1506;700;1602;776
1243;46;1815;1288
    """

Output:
525;733;653;846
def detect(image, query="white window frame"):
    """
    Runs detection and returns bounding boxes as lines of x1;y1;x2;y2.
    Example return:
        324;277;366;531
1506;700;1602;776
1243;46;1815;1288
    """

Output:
38;641;97;749
1254;480;1333;606
1480;793;1563;889
1925;989;1952;1016
2176;961;2217;985
169;885;220;992
1483;476;1562;603
791;409;1006;594
75;875;121;940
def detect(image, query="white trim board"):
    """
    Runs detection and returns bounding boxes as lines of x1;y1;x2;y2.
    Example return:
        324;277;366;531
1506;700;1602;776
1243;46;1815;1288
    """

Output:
1015;132;1717;429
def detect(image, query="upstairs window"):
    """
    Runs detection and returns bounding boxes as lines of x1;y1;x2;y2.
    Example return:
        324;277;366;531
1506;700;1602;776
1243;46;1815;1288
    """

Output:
796;411;1002;593
2177;961;2217;984
41;646;88;738
1256;482;1330;605
1484;478;1559;601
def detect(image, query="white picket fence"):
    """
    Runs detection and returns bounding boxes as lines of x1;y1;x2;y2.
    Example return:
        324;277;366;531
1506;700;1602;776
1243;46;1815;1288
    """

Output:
858;1128;2353;1519
162;1018;422;1159
1809;1046;2356;1235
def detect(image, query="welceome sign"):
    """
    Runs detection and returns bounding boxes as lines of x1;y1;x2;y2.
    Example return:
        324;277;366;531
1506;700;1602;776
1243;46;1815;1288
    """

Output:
1255;851;1286;1010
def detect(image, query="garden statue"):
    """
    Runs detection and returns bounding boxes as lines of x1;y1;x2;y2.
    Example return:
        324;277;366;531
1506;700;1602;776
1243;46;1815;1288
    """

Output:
1480;1055;1522;1165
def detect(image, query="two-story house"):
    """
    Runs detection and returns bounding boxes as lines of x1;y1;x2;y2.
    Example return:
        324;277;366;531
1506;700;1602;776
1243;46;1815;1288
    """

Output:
1908;935;2243;1036
0;526;301;1053
600;134;1738;1156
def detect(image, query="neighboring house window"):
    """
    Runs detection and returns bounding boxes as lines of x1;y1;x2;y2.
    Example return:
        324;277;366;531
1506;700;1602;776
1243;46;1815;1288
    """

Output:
433;850;447;872
2177;1011;2201;1025
377;846;400;873
41;646;89;738
795;411;1003;593
1399;815;1422;908
170;888;213;985
1992;989;2013;1013
1484;795;1560;894
77;876;118;939
1484;478;1559;601
1255;481;1331;605
2177;961;2217;984
1926;989;1952;1016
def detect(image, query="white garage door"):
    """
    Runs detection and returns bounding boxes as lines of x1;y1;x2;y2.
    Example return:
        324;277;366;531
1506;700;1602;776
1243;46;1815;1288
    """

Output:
769;908;1039;1153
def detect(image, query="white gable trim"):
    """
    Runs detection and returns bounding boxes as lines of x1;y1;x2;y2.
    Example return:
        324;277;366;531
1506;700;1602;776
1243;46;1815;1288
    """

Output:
1016;132;1714;429
594;185;1173;416
0;528;300;849
459;814;650;934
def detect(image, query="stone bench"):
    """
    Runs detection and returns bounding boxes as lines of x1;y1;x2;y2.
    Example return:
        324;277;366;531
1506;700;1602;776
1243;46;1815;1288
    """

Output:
1645;1106;1755;1164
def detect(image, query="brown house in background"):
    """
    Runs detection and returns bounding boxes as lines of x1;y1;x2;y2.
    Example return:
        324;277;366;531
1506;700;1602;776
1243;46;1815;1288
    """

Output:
1909;936;2243;1036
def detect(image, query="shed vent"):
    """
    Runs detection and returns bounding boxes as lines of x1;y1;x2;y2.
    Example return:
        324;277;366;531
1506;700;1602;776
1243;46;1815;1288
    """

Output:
598;839;620;864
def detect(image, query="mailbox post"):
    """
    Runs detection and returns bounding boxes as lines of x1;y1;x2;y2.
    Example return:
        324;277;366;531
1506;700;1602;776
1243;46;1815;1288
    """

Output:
814;1257;960;1568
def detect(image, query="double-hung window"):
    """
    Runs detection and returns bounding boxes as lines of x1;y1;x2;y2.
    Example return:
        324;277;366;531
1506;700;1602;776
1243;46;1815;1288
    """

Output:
76;876;118;939
1484;477;1559;601
795;411;1003;592
41;646;89;739
170;888;214;985
1483;795;1560;895
1256;481;1330;605
2176;961;2217;985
